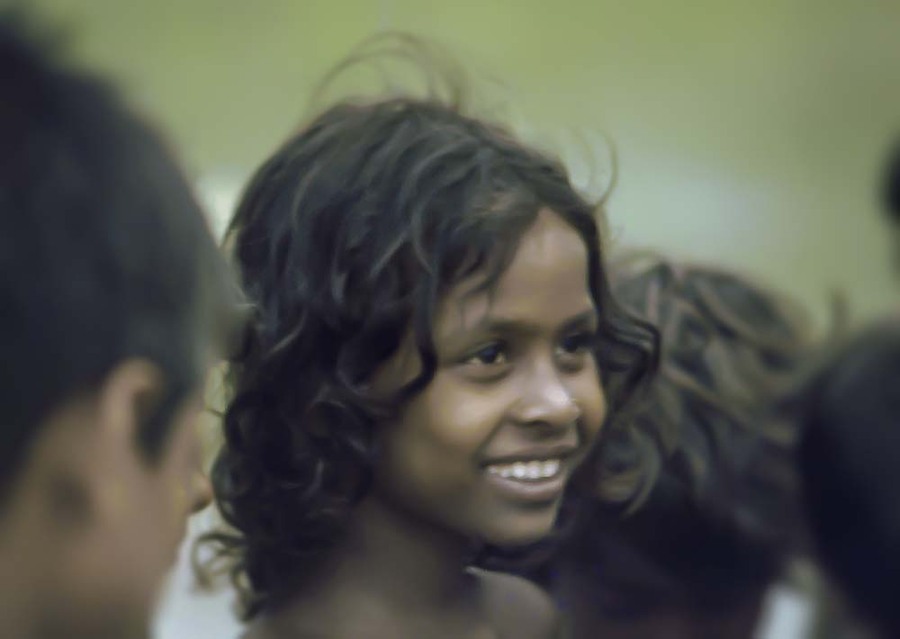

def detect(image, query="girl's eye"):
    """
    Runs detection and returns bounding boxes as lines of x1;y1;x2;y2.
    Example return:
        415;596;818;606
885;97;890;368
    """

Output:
557;331;597;372
465;342;508;366
560;331;595;355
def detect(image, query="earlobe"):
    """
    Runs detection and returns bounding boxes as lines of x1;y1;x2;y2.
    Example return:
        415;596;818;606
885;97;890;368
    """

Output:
189;472;213;514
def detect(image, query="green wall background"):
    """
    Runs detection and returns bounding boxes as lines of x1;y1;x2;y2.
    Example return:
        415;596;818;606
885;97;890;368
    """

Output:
30;0;900;322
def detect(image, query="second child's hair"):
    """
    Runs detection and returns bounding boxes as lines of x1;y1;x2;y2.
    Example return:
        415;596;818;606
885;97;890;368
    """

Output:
562;255;812;614
884;140;900;220
202;38;658;618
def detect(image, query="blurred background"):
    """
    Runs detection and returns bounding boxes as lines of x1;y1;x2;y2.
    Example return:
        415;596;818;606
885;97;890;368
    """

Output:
24;0;900;637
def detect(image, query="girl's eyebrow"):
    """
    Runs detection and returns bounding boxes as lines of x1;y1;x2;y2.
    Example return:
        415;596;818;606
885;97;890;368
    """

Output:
560;309;601;331
442;307;599;344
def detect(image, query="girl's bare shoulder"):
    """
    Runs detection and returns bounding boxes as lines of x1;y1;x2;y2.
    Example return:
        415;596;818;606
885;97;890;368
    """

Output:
472;567;562;639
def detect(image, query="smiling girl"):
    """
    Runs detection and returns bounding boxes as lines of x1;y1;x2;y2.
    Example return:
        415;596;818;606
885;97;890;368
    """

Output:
202;41;657;639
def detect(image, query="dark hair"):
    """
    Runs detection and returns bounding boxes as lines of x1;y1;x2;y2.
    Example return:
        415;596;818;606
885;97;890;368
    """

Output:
797;323;900;637
0;14;239;502
884;141;900;220
203;44;658;619
557;255;812;615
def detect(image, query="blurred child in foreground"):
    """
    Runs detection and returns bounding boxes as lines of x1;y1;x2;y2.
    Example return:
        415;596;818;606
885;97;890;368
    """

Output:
0;14;238;639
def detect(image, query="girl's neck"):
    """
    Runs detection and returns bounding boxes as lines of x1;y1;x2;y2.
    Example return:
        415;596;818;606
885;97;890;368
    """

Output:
269;494;481;630
336;496;476;602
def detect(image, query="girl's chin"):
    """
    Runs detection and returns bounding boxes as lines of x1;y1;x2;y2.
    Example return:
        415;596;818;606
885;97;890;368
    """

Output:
478;516;559;549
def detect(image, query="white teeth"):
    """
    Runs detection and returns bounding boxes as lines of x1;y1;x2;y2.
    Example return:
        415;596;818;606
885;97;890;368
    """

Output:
487;459;562;481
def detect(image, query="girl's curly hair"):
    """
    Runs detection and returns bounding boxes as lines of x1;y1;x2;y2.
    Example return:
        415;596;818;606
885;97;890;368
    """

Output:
198;41;658;619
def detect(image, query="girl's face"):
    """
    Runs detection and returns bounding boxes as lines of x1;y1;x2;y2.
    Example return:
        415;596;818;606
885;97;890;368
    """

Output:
371;209;607;546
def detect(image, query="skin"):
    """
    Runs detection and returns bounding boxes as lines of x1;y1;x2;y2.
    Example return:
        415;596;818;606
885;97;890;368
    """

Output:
0;360;212;639
246;209;607;639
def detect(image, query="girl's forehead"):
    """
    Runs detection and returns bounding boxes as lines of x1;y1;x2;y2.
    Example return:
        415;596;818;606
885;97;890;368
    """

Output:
434;212;595;338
